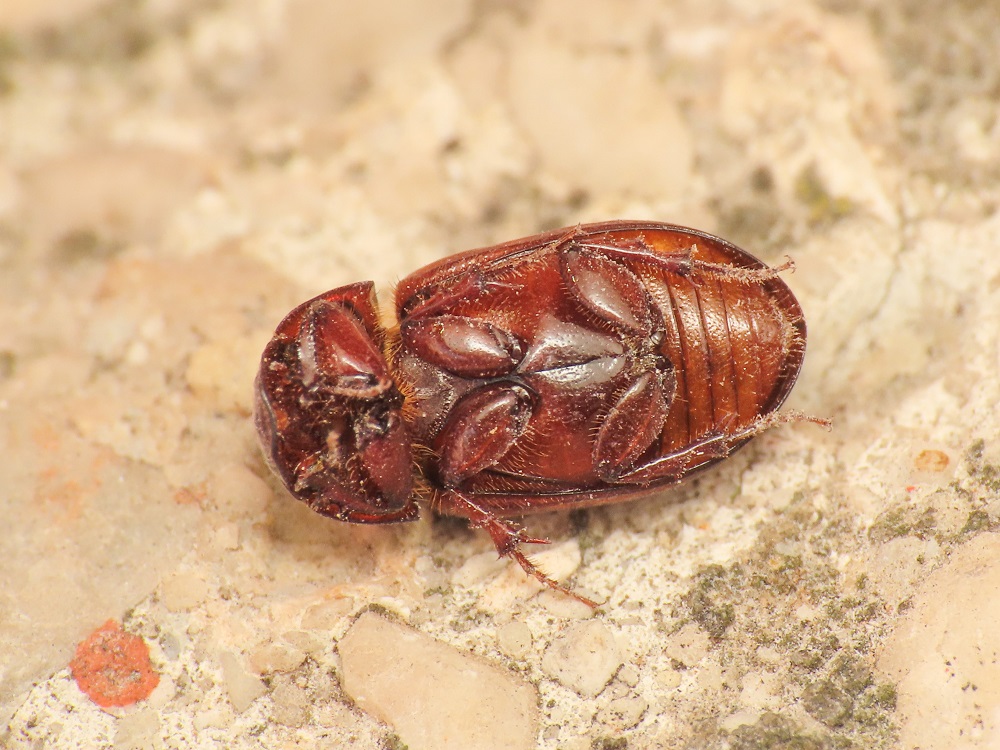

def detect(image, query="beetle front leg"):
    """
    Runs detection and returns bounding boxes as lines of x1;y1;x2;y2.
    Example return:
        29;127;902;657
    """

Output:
440;490;599;608
401;268;523;320
401;315;523;378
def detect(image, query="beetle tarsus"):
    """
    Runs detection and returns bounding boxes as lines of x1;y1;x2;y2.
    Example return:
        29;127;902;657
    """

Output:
506;546;599;609
685;253;796;284
768;409;832;431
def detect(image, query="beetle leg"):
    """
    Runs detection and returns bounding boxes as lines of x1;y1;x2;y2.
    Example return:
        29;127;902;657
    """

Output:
401;269;523;320
677;252;796;285
434;382;534;488
594;370;673;481
577;237;795;285
298;299;393;399
559;245;659;335
442;490;599;608
608;410;830;485
401;315;523;378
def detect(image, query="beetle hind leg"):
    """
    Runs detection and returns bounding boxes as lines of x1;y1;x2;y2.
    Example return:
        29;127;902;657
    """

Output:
441;491;599;608
574;236;796;285
485;517;600;609
610;409;831;485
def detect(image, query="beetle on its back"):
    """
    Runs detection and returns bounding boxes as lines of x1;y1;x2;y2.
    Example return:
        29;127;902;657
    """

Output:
254;221;826;605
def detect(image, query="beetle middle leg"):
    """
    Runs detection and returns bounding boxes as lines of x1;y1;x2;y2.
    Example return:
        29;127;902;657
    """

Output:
440;490;599;608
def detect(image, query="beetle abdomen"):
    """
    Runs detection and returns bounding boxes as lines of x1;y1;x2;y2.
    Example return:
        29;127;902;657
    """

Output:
652;253;805;454
395;222;806;503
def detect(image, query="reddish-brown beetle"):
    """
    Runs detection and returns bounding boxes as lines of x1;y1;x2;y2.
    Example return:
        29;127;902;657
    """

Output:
254;221;823;605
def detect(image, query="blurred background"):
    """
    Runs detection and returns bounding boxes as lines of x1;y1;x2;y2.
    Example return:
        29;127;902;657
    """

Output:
2;1;999;748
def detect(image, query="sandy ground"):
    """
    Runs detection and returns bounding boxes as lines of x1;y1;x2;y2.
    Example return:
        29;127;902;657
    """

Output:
2;1;1000;748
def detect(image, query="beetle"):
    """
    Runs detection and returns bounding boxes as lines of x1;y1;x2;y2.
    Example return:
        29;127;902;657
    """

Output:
254;221;825;606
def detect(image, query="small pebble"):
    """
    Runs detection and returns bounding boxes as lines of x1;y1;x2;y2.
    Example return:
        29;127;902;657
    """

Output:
270;679;311;727
159;570;211;612
540;620;622;698
597;695;648;731
617;662;641;688
662;623;710;668
113;708;160;749
218;651;267;713
497;621;533;660
339;612;538;750
248;641;306;674
879;534;1000;748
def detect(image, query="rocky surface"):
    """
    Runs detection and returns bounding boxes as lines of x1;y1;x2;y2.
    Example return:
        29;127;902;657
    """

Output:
2;0;1000;748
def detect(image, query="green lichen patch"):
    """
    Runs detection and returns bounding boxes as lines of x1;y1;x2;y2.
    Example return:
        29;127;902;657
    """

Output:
380;733;409;750
797;649;897;743
790;633;842;673
693;712;831;750
731;713;830;750
30;0;158;64
959;509;992;536
668;491;898;747
591;738;628;750
870;683;898;711
802;654;872;728
52;229;125;263
681;564;743;640
794;164;855;225
964;439;1000;494
867;505;937;543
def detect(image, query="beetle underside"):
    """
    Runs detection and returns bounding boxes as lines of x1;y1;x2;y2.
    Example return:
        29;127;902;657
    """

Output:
254;222;825;606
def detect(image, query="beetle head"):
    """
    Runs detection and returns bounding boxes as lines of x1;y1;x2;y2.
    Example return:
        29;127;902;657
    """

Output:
254;282;417;524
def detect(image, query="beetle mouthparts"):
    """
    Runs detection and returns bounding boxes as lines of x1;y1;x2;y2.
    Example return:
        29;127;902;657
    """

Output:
254;281;417;524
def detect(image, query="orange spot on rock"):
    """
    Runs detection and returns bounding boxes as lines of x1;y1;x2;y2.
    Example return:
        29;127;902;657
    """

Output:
913;449;949;473
173;483;207;506
70;619;159;708
32;422;62;452
34;468;88;521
